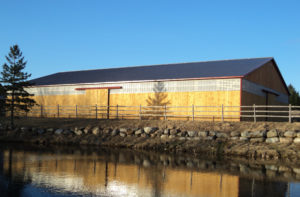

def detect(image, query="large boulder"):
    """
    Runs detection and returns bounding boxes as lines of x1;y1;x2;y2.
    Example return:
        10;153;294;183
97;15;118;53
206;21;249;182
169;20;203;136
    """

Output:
92;127;100;135
216;132;228;138
241;131;250;138
74;127;83;135
279;137;293;143
266;137;279;143
144;127;155;134
293;138;300;143
249;131;266;138
230;131;240;137
187;131;196;137
84;125;92;134
55;128;64;135
170;129;178;135
198;131;208;137
120;132;127;137
160;135;168;140
267;129;278;138
164;129;170;135
284;131;296;138
111;129;119;136
250;138;264;143
135;129;143;135
119;128;127;133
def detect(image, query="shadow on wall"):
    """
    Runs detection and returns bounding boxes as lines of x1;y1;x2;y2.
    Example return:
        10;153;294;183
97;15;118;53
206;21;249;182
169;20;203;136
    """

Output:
145;82;171;120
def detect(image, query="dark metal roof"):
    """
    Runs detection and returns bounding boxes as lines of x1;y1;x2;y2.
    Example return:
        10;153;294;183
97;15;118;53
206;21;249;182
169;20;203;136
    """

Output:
30;57;274;86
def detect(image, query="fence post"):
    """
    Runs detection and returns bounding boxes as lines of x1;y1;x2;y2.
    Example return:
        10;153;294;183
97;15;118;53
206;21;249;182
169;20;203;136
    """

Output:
95;104;98;119
116;104;119;119
139;105;142;120
164;105;167;120
40;105;43;118
75;105;78;118
192;105;194;121
289;104;292;123
57;104;59;118
253;104;256;123
221;104;224;122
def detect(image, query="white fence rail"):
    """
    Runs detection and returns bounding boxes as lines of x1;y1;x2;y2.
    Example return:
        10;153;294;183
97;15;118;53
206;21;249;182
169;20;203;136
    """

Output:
17;104;300;123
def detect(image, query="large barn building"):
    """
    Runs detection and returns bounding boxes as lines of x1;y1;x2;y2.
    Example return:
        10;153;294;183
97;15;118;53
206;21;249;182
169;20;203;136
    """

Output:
28;57;289;121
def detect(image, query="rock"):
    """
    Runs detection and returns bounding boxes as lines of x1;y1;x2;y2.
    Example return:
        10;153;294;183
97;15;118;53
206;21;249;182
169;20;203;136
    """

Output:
216;133;228;138
84;125;92;134
47;128;54;132
179;137;186;141
198;131;208;137
230;131;240;137
20;127;29;132
141;133;149;138
55;128;64;135
169;135;176;139
92;127;100;135
267;129;278;138
266;137;279;143
279;137;293;143
170;129;178;135
231;137;239;140
74;127;83;135
278;166;291;172
119;128;127;133
120;132;127;137
111;129;119;136
37;129;45;135
135;129;143;135
297;132;300;138
144;127;156;134
293;168;300;174
241;131;250;138
187;131;196;137
209;131;216;137
164;129;170;135
193;137;200;140
250;138;264;143
265;165;278;171
150;133;157;138
249;131;266;138
239;137;249;141
161;135;168;140
206;136;215;140
284;131;296;138
63;130;71;135
294;138;300;143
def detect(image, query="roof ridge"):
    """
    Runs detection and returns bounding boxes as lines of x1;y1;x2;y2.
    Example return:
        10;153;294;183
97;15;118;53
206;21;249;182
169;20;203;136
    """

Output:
56;57;274;74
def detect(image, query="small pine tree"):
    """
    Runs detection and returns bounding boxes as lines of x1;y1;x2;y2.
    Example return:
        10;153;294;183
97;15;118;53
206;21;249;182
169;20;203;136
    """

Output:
0;45;36;128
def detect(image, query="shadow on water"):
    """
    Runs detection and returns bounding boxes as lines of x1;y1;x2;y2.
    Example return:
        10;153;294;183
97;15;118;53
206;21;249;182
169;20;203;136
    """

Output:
0;143;296;197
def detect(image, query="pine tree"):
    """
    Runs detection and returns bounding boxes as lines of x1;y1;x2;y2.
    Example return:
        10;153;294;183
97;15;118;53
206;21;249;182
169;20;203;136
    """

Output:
0;45;36;128
0;84;5;117
288;84;300;105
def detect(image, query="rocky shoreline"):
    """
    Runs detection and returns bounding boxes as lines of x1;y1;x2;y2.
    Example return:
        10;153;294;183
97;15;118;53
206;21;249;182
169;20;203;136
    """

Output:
1;120;300;162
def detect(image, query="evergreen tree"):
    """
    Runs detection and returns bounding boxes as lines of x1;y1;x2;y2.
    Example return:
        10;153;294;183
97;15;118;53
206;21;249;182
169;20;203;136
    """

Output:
288;84;300;105
0;84;5;117
0;45;36;128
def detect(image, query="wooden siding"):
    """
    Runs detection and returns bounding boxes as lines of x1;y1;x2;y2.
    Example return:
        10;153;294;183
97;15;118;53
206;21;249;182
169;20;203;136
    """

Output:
244;61;288;95
31;90;241;121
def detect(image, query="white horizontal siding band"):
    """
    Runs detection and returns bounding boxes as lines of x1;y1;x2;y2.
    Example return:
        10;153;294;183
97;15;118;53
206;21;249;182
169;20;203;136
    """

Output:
26;78;241;96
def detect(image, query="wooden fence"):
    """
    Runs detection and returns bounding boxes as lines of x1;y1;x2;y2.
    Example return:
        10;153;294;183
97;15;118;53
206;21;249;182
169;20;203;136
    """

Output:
16;104;300;123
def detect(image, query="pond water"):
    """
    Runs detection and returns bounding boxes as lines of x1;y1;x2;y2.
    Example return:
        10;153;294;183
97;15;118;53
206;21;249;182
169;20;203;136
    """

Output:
0;144;299;197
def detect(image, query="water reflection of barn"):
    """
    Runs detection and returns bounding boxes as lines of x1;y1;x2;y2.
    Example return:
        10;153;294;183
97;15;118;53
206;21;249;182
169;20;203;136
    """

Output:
0;149;289;197
28;57;289;121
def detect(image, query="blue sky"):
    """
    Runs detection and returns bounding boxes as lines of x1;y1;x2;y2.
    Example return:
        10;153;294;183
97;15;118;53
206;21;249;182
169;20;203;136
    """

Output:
0;0;300;89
